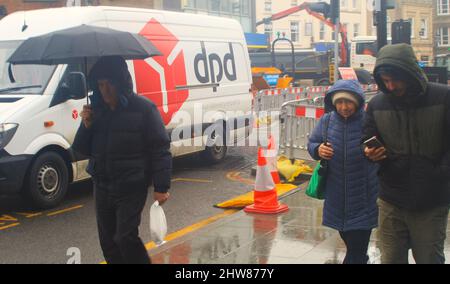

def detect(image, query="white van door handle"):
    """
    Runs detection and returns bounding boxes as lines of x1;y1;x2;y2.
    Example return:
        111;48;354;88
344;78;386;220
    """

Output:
176;83;219;91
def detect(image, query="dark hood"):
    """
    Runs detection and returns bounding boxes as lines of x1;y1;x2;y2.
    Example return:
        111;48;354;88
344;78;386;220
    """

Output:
373;44;428;96
324;79;365;114
88;56;133;109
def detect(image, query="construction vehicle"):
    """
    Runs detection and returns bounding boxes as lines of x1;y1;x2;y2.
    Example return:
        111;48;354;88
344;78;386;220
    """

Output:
254;2;377;81
250;50;332;86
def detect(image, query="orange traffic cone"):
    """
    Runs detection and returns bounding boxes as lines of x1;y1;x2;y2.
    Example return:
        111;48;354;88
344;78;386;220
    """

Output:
244;147;289;214
266;135;280;184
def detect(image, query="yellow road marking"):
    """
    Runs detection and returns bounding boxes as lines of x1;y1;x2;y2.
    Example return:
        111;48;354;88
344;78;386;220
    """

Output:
47;205;83;217
146;209;238;250
172;178;212;183
226;171;255;186
100;209;239;264
15;212;43;218
0;223;20;231
0;215;18;222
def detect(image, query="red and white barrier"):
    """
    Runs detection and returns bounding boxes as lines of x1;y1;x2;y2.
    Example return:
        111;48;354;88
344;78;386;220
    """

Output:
262;89;283;96
295;106;325;119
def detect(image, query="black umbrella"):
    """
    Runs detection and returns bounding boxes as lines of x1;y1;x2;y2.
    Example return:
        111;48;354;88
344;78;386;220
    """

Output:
7;24;162;103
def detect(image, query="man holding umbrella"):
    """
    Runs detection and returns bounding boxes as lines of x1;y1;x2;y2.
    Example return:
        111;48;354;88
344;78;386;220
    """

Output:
72;56;172;264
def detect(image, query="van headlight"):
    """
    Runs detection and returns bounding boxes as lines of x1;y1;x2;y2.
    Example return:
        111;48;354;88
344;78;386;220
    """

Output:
0;123;18;150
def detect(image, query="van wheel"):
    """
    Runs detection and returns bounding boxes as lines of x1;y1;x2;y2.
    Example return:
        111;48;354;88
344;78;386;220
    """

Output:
25;152;69;209
200;127;227;164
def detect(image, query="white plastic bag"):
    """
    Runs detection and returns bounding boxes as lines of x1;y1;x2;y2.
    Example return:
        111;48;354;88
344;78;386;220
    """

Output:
367;246;381;264
149;201;167;245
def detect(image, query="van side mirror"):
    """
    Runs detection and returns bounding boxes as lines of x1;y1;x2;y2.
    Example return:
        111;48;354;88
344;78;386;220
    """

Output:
67;72;87;100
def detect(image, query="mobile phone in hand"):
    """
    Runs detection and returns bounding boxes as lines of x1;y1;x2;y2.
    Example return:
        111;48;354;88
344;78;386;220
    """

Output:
363;136;383;149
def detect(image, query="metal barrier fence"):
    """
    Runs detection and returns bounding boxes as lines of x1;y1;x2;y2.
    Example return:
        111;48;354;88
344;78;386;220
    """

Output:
273;85;379;161
254;84;378;116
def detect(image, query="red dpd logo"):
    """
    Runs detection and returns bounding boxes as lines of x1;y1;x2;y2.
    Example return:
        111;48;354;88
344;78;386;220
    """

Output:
134;19;189;125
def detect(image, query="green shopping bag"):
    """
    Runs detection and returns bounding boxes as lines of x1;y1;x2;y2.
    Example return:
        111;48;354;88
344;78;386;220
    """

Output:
305;113;331;200
305;162;327;200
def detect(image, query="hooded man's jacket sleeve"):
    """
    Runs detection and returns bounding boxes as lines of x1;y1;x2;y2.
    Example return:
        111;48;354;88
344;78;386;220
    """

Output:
144;102;172;193
72;123;93;157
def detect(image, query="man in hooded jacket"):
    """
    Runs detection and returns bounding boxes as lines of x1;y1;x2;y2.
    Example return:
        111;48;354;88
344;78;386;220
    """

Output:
363;44;450;264
72;56;172;264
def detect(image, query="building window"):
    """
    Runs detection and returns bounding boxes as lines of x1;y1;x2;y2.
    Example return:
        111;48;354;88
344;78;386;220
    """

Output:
265;0;272;12
0;6;6;17
232;0;239;14
438;0;449;15
438;27;449;46
319;22;325;40
240;0;249;16
291;0;298;6
182;0;195;8
352;0;358;9
419;19;428;39
387;16;392;38
409;18;415;38
341;0;347;9
291;21;300;42
265;23;273;42
343;23;348;34
210;0;220;12
305;22;313;36
195;0;208;10
354;23;359;37
221;0;232;14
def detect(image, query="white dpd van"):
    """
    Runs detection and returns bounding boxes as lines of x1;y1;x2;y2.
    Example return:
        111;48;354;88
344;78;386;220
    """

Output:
0;6;253;208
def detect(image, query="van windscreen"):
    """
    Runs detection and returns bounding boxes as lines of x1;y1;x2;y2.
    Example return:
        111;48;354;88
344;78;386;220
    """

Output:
0;41;56;95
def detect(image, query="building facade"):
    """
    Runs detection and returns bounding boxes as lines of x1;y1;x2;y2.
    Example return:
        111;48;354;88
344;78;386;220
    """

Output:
0;0;157;20
433;0;450;66
180;0;256;33
387;0;434;65
0;1;255;33
255;0;372;50
0;0;68;19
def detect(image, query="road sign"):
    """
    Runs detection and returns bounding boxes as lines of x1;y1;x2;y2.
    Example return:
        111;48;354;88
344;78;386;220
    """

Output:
338;67;358;80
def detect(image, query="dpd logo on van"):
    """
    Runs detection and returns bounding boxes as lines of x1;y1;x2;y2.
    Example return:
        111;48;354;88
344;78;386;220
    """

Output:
194;42;237;92
134;19;189;126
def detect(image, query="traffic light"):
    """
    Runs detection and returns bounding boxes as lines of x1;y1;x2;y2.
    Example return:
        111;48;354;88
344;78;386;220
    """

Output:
330;0;340;24
308;1;339;24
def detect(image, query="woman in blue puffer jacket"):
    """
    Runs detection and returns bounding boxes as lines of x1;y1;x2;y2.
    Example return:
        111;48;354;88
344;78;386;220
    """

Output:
307;80;379;264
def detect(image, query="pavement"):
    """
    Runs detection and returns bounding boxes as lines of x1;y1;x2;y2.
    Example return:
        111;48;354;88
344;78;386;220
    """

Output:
148;182;450;264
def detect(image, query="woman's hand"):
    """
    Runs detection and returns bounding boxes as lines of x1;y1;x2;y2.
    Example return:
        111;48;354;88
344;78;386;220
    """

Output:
318;143;334;160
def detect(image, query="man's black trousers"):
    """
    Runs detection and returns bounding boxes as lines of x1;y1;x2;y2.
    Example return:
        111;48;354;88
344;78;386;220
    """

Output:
94;181;151;264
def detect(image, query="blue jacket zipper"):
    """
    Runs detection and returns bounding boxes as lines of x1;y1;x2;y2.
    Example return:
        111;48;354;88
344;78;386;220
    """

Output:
343;118;347;231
